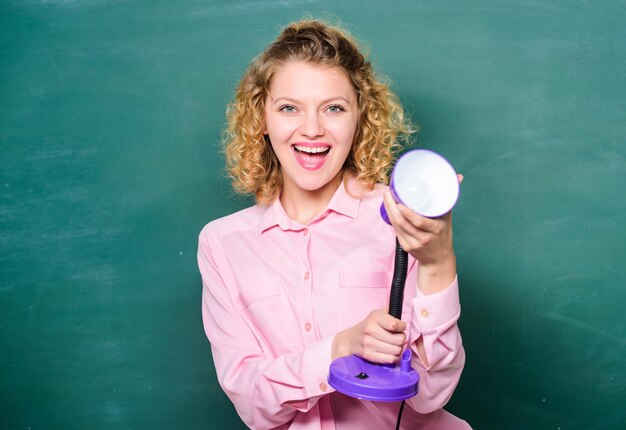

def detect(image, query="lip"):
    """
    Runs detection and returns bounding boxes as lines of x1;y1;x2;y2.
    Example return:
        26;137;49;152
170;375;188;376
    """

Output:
291;142;331;171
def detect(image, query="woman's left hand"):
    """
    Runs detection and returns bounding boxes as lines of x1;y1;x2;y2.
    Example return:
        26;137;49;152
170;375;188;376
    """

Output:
382;174;463;294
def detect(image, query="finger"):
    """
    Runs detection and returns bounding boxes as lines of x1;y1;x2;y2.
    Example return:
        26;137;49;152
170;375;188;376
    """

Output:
362;328;403;348
396;204;440;233
371;310;406;333
358;337;405;364
369;327;406;346
363;318;406;346
385;316;406;334
384;192;437;236
361;350;403;364
458;173;464;184
365;338;404;357
382;192;403;227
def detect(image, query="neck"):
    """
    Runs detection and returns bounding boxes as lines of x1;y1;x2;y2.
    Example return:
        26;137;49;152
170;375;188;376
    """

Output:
280;173;344;225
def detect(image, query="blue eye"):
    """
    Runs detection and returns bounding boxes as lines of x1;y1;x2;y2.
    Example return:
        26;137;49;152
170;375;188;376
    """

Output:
327;105;345;113
279;105;297;113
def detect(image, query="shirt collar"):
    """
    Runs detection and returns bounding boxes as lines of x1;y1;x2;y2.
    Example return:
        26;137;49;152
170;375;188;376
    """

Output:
257;175;362;235
257;197;300;234
326;175;361;219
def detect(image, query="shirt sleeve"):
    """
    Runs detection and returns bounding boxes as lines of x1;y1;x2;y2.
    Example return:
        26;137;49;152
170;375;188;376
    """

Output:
406;276;466;414
198;227;333;429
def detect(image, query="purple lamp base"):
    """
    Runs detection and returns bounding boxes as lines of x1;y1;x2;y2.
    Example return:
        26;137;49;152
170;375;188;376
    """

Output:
328;349;419;402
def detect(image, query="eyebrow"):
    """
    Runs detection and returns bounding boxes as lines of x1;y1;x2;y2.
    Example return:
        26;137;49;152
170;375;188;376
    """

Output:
269;96;354;106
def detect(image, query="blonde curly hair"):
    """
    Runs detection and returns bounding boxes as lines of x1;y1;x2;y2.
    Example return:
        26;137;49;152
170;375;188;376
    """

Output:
224;19;414;204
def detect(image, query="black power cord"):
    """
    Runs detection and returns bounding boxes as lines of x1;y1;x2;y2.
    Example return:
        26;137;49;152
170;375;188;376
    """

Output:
395;400;406;430
388;239;408;319
391;239;409;430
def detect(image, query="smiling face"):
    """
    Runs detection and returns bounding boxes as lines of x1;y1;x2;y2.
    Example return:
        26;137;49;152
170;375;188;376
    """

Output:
264;61;359;205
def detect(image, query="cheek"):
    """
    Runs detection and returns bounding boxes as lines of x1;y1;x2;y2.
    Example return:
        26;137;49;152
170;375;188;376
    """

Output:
333;121;358;147
267;118;296;142
269;140;289;161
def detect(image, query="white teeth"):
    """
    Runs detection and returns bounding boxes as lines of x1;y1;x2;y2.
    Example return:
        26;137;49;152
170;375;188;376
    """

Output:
294;145;330;154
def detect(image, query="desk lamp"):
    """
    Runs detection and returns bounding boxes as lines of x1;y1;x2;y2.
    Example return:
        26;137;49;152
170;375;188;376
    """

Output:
328;149;459;402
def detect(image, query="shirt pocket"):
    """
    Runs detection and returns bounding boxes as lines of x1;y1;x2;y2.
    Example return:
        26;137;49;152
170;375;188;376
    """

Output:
237;280;301;358
233;281;283;349
235;282;280;310
337;270;391;329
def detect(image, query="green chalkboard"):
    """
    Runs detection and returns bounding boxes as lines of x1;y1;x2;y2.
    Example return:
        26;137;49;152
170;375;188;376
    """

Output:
1;1;625;429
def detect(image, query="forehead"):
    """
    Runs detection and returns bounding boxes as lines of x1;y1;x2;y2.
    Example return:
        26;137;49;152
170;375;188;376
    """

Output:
267;61;356;100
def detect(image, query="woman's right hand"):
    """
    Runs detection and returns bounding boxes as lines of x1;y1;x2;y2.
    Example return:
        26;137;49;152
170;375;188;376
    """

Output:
331;309;407;364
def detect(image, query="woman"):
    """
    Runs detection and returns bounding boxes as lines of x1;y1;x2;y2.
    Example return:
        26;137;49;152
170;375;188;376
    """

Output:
198;19;470;429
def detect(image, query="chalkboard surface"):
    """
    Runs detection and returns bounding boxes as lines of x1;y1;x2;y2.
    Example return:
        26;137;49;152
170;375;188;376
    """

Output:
1;1;625;429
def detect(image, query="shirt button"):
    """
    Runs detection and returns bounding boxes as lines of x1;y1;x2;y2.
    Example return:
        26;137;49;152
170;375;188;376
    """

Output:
304;271;310;280
421;309;430;318
303;229;308;236
319;382;328;392
304;322;312;332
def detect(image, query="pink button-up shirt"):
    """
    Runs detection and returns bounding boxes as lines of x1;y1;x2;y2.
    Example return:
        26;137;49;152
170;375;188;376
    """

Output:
199;178;469;429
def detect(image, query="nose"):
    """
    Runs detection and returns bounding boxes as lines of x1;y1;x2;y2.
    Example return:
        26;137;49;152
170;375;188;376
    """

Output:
299;112;324;138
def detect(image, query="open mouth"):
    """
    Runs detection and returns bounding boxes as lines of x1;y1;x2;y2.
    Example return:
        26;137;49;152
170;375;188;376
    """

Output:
292;144;331;170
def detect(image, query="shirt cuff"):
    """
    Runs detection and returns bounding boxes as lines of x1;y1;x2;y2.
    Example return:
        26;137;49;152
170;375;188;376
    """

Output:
302;335;335;398
412;276;460;334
